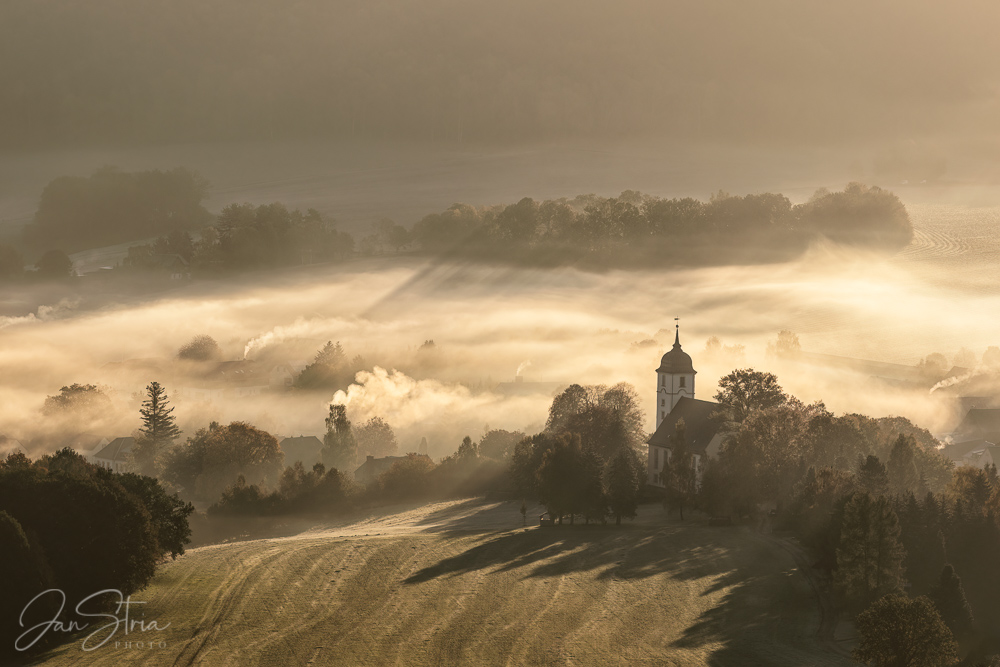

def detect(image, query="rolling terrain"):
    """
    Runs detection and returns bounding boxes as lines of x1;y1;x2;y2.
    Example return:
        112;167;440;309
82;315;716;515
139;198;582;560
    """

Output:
35;500;852;666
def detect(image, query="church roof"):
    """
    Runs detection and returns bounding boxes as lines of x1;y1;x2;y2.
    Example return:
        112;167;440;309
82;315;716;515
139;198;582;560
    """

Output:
648;397;723;455
656;327;696;375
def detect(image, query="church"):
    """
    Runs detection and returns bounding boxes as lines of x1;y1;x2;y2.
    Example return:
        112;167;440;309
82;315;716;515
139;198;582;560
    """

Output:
647;325;726;486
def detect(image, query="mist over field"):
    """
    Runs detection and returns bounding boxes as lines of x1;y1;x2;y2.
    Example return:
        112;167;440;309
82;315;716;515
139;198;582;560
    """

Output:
2;203;999;456
7;2;1000;665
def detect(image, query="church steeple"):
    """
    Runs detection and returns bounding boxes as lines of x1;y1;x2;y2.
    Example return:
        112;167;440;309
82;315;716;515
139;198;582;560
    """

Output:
655;319;696;428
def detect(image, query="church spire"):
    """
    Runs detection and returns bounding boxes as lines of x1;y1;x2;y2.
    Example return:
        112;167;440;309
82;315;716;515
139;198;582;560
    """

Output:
674;317;680;347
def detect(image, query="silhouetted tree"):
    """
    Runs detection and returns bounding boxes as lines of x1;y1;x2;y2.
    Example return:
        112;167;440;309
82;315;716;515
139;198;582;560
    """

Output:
479;429;526;461
34;249;73;278
853;594;957;667
354;416;398;458
178;334;221;361
321;405;357;473
41;383;112;416
888;434;920;496
605;446;643;525
133;381;181;475
296;341;352;390
835;492;906;610
713;368;788;424
858;455;890;497
930;564;976;645
536;433;587;524
161;422;283;501
662;419;696;520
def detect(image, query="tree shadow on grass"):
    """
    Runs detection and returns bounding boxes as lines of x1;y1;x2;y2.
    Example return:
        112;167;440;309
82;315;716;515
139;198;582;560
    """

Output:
404;524;844;666
405;522;735;585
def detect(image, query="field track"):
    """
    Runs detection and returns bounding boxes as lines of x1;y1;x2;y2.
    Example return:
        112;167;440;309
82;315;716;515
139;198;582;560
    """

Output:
34;500;852;666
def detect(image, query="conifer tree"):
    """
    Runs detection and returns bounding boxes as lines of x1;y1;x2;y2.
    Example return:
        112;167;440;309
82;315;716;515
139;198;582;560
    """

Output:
887;434;919;496
835;492;906;609
858;454;890;496
134;381;181;476
931;564;976;644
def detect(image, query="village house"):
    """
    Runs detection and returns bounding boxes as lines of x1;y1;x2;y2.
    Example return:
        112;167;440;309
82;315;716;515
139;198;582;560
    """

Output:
92;436;135;472
279;435;324;467
354;455;406;485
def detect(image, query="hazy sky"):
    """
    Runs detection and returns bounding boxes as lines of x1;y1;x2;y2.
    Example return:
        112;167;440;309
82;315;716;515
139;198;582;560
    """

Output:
1;0;999;151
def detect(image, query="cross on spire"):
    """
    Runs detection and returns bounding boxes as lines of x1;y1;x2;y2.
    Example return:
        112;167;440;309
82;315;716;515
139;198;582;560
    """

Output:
674;317;680;346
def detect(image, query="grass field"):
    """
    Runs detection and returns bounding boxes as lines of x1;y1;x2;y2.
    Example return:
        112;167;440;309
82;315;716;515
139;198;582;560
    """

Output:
33;500;853;666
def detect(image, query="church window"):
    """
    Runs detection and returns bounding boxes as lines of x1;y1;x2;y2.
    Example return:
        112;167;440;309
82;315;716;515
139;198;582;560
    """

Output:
679;377;686;388
660;399;664;406
660;411;665;420
660;375;664;386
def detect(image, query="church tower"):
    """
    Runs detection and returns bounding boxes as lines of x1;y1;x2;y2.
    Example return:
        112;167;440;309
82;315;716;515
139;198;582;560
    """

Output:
655;322;696;429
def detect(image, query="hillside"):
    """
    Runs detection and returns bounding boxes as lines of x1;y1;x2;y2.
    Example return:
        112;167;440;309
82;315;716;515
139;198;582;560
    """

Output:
34;500;851;666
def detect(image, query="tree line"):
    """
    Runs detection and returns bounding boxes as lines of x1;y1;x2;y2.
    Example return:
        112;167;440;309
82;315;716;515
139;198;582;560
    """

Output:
409;184;912;268
2;171;913;288
685;368;1000;666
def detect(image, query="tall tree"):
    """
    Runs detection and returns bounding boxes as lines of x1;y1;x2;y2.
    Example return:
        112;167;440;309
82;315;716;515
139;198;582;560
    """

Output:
887;434;920;496
354;416;398;458
134;381;181;476
835;492;906;610
713;368;787;424
536;433;586;524
295;341;352;390
321;404;357;473
858;455;890;496
34;249;73;279
930;564;975;645
662;419;696;520
852;594;957;667
160;422;283;501
605;446;643;525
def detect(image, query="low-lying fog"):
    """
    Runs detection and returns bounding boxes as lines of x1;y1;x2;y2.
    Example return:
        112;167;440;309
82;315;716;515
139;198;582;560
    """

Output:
3;197;999;457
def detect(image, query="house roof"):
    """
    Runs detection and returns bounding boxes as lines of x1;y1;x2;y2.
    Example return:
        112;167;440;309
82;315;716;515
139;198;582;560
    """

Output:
280;436;324;465
93;437;134;463
150;254;189;270
354;455;408;480
962;444;1000;469
941;439;996;462
648;397;724;455
66;433;108;452
954;408;1000;438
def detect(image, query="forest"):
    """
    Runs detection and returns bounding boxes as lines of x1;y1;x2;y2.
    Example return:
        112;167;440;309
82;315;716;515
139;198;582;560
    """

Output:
409;183;913;267
0;173;913;282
